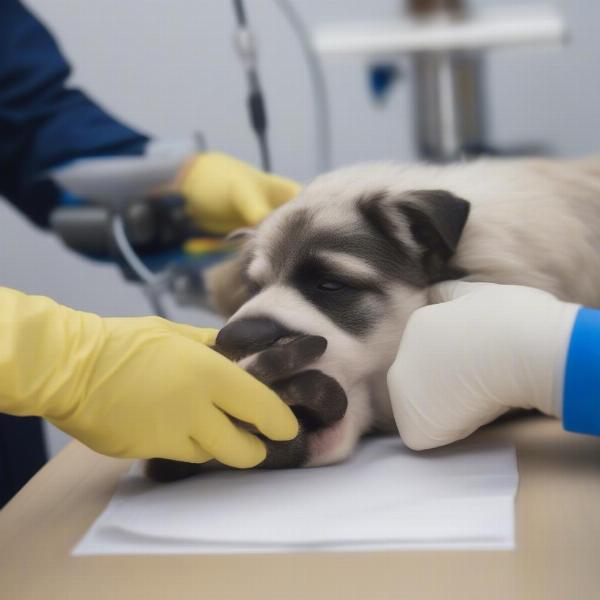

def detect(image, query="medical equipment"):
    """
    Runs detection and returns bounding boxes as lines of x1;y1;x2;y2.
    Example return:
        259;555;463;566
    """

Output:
50;1;271;318
232;0;271;172
50;154;234;317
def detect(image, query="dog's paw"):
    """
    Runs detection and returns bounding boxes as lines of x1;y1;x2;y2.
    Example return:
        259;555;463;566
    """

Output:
144;332;348;481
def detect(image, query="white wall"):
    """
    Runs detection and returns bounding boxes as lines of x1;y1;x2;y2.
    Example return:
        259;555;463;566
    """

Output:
3;0;600;455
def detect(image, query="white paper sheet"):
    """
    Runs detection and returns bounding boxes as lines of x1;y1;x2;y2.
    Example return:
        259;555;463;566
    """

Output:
74;438;518;555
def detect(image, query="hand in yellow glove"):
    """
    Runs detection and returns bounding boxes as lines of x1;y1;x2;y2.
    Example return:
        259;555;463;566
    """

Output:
0;287;298;467
177;152;300;234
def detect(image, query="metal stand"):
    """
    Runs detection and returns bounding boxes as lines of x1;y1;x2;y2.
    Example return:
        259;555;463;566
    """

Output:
413;50;485;160
409;1;482;160
314;1;567;162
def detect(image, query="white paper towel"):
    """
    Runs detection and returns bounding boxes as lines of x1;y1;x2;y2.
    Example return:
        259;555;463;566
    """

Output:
74;437;518;555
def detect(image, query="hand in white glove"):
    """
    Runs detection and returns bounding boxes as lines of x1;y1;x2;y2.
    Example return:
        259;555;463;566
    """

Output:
387;281;580;450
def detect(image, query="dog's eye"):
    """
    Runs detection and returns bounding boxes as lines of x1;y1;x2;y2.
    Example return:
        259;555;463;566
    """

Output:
317;280;345;292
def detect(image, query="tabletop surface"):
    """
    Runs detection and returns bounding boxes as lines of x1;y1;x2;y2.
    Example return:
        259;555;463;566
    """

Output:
1;413;599;600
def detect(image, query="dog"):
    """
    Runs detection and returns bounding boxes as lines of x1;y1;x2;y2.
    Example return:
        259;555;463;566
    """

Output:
147;154;600;481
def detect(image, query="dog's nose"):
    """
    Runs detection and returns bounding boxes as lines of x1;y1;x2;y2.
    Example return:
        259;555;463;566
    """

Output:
216;317;295;361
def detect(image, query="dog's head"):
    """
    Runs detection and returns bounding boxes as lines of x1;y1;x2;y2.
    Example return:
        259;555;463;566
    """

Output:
211;163;470;467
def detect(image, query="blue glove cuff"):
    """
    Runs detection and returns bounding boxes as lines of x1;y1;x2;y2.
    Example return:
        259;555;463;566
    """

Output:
563;307;600;435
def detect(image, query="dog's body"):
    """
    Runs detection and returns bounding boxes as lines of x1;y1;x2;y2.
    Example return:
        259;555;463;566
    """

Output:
148;154;600;481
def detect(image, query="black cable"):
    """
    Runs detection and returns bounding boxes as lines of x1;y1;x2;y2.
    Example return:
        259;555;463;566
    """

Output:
256;127;271;173
248;87;271;172
231;0;272;172
232;0;247;27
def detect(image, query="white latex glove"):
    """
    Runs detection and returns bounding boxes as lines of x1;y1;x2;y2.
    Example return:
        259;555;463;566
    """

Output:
387;281;580;450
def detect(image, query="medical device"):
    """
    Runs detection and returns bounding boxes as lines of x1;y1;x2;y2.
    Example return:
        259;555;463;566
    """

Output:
49;0;273;317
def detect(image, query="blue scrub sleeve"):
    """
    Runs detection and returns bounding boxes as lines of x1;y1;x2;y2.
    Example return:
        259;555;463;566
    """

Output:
563;307;600;435
0;0;150;226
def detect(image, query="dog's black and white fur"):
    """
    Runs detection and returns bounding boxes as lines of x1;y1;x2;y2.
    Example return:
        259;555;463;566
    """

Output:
148;154;600;480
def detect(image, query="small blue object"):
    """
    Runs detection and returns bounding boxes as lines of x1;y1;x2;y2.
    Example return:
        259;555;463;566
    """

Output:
368;64;399;101
563;307;600;435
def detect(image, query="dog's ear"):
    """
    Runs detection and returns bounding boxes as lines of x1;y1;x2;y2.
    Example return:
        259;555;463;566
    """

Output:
397;190;470;261
359;189;470;283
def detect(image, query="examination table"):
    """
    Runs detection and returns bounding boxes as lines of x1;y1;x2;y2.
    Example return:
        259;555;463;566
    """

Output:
0;413;599;600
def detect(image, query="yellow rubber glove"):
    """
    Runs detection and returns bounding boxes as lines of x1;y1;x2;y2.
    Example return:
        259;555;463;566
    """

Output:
0;287;298;467
178;152;300;234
